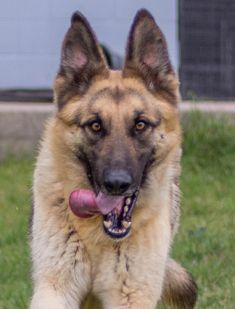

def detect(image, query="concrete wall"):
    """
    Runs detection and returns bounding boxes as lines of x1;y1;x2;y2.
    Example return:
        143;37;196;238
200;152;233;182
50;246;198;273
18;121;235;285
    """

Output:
0;0;178;89
0;103;53;160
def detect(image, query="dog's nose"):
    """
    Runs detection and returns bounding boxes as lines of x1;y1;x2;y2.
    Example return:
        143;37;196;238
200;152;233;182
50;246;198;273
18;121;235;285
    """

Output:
103;170;132;194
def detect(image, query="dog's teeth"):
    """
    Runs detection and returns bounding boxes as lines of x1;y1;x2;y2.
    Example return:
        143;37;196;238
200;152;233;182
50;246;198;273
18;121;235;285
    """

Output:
122;220;131;229
107;213;113;219
103;220;112;228
124;206;129;213
125;197;131;205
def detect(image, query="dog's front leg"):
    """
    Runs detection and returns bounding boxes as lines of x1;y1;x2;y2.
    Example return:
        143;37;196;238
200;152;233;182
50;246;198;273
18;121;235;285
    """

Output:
30;284;77;309
30;209;91;309
30;238;90;309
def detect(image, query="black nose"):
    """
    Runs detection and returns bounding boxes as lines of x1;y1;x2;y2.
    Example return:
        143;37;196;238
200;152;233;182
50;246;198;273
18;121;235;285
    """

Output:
103;170;132;194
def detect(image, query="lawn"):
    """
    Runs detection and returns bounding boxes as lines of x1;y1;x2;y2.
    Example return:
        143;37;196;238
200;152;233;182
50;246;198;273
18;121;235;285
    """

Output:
0;112;234;308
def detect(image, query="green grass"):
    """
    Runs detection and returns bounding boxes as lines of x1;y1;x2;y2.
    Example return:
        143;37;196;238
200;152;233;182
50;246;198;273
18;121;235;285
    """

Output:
0;112;235;308
0;158;33;309
173;112;235;308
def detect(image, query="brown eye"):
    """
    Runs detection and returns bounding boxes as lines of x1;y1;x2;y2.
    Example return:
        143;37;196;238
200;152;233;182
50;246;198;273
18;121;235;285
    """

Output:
90;121;101;132
135;120;147;131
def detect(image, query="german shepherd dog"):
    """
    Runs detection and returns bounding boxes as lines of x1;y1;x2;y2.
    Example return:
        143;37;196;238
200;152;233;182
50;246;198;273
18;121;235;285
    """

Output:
30;9;197;309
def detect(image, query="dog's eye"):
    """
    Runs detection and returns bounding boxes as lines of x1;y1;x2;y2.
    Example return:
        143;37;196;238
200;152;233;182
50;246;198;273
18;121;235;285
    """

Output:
90;121;102;133
135;120;148;132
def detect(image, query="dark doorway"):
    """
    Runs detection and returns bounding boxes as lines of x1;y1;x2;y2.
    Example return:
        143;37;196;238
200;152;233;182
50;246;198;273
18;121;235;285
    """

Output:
179;0;235;100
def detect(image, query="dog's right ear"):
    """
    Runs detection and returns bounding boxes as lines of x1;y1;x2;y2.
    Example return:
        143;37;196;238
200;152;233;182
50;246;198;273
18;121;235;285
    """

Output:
54;11;108;109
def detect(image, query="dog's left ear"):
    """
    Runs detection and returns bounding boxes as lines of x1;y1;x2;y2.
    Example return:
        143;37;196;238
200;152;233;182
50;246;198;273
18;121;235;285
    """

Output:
123;9;179;104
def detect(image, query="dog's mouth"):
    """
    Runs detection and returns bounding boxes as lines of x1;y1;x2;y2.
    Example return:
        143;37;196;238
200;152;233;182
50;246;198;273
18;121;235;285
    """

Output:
69;189;139;239
101;190;138;239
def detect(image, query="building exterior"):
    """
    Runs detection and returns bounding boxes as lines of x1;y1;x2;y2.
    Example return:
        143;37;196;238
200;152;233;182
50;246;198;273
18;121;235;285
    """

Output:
0;0;178;89
179;0;235;100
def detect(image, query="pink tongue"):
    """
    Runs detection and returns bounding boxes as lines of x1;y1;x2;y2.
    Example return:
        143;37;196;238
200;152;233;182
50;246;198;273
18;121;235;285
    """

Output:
96;192;124;215
69;189;124;218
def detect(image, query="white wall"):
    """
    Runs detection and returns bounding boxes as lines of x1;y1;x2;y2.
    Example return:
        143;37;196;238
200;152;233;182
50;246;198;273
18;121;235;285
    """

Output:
0;0;178;89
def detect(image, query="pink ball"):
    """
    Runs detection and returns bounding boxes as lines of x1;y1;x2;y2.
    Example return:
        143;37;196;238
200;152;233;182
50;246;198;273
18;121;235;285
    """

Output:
69;189;98;218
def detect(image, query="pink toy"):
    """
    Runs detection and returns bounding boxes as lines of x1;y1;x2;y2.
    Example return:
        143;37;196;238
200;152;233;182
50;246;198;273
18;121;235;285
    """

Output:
69;189;124;218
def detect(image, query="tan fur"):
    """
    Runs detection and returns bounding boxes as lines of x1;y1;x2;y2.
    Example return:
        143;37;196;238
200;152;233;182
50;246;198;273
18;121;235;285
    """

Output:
30;10;197;309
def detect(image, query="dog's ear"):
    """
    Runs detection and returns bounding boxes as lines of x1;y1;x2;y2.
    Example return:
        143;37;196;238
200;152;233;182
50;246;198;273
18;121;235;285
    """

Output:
55;11;108;109
123;9;179;104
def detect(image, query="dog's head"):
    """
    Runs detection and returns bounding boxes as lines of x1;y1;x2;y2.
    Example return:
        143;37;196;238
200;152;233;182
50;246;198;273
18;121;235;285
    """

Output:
54;9;181;239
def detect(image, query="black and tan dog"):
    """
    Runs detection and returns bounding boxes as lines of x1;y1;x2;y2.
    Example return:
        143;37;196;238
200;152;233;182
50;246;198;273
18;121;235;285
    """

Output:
30;9;197;309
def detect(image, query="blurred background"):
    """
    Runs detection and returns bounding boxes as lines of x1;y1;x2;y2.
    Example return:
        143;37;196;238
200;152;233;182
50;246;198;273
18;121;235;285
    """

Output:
0;1;234;308
0;0;178;93
0;0;235;100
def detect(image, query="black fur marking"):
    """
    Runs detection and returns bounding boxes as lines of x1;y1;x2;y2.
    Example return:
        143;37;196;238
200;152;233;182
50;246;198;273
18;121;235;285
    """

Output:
65;230;77;243
125;254;130;272
111;86;125;103
76;148;94;188
74;246;80;256
140;148;157;187
113;243;121;272
60;250;66;258
73;246;80;268
52;197;65;207
57;197;65;204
